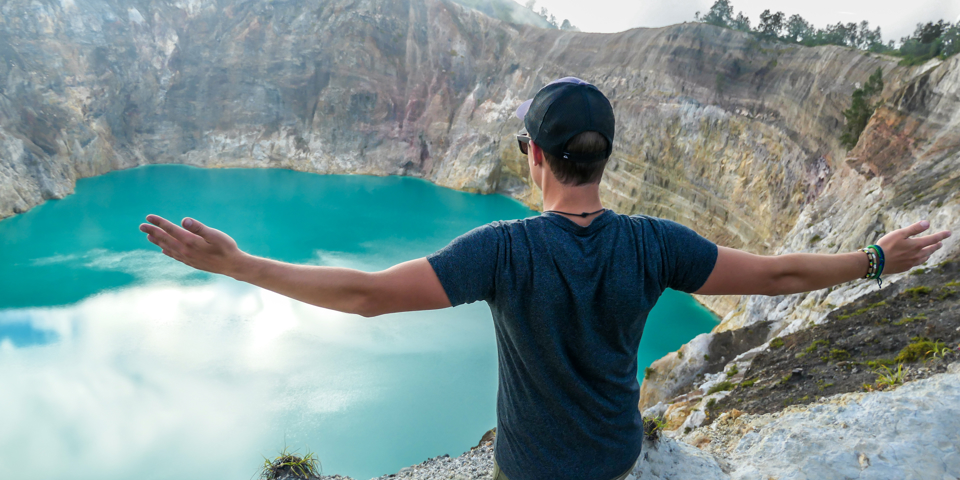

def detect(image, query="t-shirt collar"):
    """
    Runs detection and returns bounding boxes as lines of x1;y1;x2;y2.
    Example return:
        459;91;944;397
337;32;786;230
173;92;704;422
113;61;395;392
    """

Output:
541;208;615;235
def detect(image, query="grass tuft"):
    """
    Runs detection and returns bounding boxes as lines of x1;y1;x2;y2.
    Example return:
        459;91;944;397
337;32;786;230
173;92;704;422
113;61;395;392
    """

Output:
895;338;948;363
260;447;322;480
875;364;906;389
823;348;851;362
904;286;932;299
643;415;668;442
769;337;785;349
805;339;830;354
707;380;734;394
893;314;926;326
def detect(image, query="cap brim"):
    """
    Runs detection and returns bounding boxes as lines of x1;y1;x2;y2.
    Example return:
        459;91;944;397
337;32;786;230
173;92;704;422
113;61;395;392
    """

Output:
515;99;532;120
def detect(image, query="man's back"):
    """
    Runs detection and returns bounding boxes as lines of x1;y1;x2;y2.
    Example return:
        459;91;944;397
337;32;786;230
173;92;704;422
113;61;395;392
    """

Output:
427;210;718;480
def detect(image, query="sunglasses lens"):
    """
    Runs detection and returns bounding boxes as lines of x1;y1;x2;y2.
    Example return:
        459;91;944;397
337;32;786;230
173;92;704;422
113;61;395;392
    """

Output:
518;139;528;155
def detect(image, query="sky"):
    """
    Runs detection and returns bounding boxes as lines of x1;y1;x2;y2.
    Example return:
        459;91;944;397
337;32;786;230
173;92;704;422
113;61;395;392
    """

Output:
517;0;960;45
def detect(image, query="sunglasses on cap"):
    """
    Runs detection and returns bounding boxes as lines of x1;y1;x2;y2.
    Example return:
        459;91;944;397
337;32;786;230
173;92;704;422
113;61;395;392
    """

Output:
516;129;531;155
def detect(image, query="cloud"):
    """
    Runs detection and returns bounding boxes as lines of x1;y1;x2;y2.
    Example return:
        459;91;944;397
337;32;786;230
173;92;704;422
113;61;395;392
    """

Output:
0;280;495;479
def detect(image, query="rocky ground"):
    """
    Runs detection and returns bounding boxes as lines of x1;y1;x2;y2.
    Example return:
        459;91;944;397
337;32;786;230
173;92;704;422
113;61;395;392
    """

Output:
307;431;496;480
679;362;960;479
703;254;960;423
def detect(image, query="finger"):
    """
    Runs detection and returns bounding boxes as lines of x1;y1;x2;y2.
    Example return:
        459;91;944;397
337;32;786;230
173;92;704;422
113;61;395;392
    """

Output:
919;243;942;256
900;220;931;238
146;214;202;246
145;229;185;254
163;249;185;263
140;224;185;252
914;230;952;248
181;217;213;241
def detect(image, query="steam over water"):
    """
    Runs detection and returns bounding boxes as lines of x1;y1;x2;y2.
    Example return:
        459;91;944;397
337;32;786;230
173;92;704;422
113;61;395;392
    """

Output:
0;165;717;479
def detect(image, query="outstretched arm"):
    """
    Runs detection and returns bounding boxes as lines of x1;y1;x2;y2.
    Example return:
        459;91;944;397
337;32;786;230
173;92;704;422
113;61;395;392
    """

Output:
694;220;951;296
139;215;451;317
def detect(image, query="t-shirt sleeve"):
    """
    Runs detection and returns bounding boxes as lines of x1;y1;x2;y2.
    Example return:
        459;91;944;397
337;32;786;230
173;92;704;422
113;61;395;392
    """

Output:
426;223;501;306
656;218;719;293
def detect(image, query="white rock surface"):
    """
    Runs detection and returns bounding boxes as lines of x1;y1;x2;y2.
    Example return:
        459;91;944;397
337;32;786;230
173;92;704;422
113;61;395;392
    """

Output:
630;435;729;480
722;368;960;480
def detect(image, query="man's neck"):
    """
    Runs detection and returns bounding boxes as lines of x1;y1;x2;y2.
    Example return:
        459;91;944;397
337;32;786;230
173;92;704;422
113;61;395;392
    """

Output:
541;181;605;227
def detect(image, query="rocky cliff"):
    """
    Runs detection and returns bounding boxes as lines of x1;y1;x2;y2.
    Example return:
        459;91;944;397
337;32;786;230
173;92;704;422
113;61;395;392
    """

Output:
0;0;918;249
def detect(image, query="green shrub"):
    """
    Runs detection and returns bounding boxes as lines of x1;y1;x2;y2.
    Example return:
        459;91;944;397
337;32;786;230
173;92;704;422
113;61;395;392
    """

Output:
726;364;739;376
839;67;883;149
644;367;656;380
741;379;756;388
706;398;717;409
770;337;785;349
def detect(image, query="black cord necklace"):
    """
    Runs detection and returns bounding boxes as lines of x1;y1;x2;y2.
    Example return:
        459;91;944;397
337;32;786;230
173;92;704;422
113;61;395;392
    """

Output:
543;208;606;218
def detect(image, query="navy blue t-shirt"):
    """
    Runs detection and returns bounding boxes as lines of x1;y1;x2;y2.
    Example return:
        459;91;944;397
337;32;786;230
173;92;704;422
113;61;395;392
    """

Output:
426;210;718;480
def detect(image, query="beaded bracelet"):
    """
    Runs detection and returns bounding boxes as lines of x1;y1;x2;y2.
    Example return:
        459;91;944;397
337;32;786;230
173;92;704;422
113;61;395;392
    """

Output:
859;244;885;288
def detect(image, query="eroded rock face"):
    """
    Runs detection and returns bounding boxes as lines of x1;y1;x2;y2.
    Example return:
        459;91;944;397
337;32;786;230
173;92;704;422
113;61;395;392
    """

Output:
0;0;915;263
639;55;960;407
638;322;770;410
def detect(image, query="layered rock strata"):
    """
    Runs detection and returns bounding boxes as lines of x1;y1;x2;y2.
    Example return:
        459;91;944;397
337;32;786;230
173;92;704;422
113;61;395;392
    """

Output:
639;54;960;410
0;0;915;256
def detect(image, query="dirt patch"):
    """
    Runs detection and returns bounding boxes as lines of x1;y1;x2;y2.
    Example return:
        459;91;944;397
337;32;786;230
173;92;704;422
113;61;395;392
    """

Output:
703;255;960;424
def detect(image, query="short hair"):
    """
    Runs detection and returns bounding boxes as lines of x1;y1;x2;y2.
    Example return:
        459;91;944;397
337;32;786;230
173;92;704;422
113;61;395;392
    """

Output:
542;131;610;186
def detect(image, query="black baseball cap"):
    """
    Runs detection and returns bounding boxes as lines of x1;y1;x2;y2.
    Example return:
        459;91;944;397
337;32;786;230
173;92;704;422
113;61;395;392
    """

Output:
515;77;615;163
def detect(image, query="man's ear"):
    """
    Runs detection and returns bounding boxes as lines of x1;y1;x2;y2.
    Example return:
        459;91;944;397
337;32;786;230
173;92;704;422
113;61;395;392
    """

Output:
529;141;544;166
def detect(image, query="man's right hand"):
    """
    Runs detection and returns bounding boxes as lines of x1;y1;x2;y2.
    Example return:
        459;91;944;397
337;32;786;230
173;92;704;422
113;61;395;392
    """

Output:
139;215;249;279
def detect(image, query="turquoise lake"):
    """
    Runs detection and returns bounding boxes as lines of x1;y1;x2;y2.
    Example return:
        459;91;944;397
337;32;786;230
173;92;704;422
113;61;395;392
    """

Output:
0;165;718;479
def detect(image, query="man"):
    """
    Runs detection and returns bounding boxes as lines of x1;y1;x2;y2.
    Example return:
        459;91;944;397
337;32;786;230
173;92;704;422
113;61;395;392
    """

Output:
139;77;950;480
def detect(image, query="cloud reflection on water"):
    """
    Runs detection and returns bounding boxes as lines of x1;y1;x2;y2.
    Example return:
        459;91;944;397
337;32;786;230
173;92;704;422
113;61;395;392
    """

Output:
0;272;496;480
